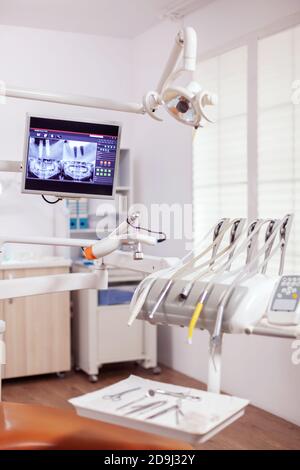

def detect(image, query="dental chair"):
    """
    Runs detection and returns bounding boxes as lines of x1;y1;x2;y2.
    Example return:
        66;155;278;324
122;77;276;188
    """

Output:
0;321;189;450
0;402;191;450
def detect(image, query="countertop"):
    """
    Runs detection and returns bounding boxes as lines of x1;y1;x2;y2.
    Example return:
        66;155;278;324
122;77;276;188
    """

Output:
0;258;72;271
72;260;144;283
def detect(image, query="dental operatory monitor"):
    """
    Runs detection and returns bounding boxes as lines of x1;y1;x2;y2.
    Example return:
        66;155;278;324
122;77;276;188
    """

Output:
22;116;121;199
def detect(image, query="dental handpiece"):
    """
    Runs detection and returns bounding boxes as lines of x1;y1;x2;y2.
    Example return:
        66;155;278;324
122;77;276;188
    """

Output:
182;218;247;301
245;219;260;265
128;223;220;325
147;219;231;319
188;219;282;344
209;219;229;267
180;218;230;301
211;216;289;350
261;219;276;274
278;214;293;275
226;218;245;271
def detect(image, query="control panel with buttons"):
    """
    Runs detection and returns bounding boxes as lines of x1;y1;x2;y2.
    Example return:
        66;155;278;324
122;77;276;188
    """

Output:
267;275;300;325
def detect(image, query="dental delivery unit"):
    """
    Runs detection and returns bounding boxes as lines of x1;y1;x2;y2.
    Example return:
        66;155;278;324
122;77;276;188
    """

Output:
0;26;299;440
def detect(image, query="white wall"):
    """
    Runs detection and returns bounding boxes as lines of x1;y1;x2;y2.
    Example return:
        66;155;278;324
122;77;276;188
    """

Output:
133;0;300;426
0;25;134;259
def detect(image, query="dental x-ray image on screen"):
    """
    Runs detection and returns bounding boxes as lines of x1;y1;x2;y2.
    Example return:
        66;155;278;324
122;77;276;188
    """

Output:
27;138;97;182
23;116;121;199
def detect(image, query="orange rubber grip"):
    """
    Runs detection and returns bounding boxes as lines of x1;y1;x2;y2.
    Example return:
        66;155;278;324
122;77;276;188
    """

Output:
83;246;96;260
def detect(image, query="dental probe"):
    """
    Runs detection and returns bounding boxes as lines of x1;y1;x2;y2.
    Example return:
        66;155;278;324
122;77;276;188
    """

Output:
116;396;146;411
124;400;167;416
146;403;184;422
147;388;201;401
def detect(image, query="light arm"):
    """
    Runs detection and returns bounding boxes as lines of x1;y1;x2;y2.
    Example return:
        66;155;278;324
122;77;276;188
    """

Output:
4;87;145;115
156;31;184;95
156;27;197;94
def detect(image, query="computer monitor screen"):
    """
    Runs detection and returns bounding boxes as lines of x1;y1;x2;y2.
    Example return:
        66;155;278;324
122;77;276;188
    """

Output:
22;116;121;199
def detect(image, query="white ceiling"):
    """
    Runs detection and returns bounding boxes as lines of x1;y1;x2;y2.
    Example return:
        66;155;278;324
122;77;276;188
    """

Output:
0;0;216;38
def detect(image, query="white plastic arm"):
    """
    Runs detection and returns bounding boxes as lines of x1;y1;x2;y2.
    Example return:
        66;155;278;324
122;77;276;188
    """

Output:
83;233;157;260
157;31;184;94
5;87;145;115
0;235;95;249
182;26;197;71
156;27;197;94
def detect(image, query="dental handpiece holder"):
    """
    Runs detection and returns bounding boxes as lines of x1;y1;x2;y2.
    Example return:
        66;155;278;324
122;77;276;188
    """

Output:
133;215;300;393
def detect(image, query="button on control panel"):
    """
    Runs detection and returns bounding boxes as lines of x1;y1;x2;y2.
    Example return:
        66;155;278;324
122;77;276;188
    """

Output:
267;275;300;325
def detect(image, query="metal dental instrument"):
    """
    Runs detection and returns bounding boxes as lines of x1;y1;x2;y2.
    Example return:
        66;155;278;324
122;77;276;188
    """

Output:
102;387;141;401
186;219;248;343
245;219;261;266
146;403;184;422
261;219;276;274
148;278;173;319
180;218;229;300
116;396;146;410
226;218;245;271
124;400;167;416
129;221;231;324
187;220;246;284
148;219;232;318
209;219;229;267
147;388;201;401
278;214;293;275
130;218;244;326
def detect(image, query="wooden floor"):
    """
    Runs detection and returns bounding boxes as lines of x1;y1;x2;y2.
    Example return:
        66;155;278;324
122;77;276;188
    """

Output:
2;363;300;450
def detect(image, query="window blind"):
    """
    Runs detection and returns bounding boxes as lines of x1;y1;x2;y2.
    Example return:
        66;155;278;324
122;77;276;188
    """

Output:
258;25;300;273
193;46;248;247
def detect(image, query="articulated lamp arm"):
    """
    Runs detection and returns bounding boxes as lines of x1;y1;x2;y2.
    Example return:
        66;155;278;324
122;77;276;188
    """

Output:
1;28;216;129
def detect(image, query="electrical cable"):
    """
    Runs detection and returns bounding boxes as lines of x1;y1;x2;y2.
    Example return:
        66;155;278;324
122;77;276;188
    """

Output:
42;195;62;204
126;216;166;243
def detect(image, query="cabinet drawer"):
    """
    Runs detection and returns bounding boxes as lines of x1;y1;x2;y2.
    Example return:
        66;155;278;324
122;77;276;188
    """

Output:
97;304;144;364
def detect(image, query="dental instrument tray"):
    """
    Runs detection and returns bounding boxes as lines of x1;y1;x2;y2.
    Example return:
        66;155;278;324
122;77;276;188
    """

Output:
69;375;249;446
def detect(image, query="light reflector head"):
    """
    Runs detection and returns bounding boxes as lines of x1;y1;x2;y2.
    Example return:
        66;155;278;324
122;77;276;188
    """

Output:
162;82;217;128
162;86;199;127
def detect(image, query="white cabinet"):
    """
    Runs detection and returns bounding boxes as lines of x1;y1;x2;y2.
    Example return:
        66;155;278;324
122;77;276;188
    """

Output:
97;305;144;364
72;264;157;382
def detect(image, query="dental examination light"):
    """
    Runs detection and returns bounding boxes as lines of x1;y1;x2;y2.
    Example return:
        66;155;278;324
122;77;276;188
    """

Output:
143;27;217;128
4;27;216;130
